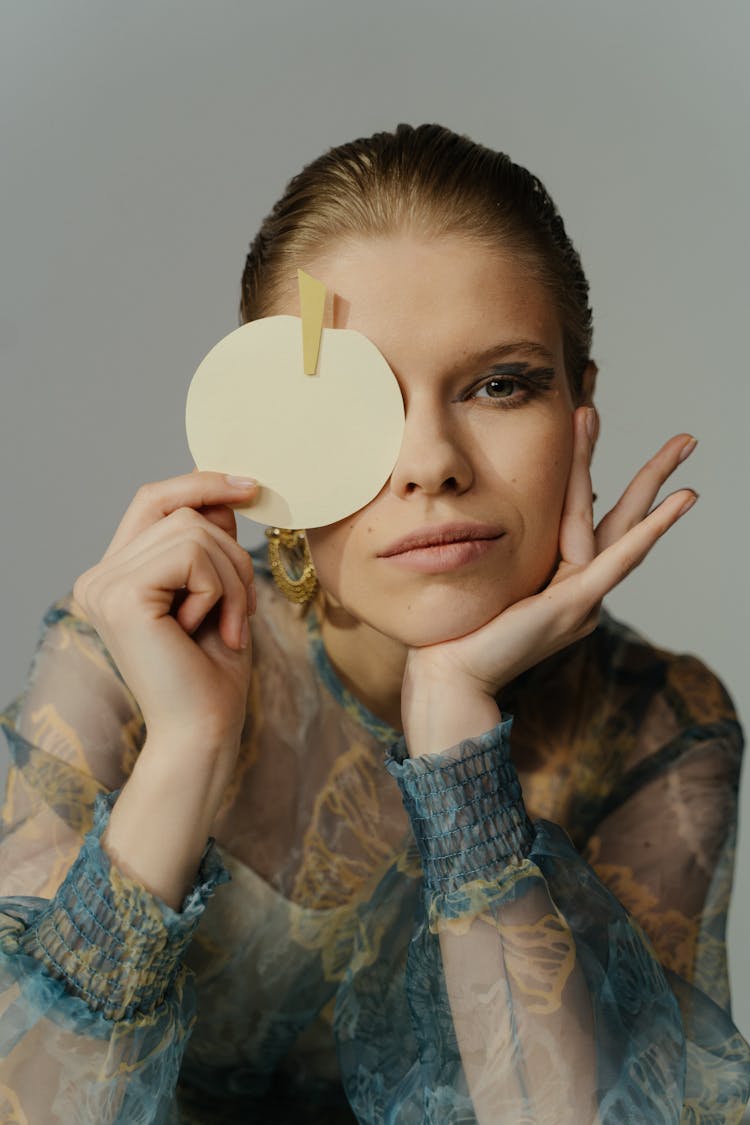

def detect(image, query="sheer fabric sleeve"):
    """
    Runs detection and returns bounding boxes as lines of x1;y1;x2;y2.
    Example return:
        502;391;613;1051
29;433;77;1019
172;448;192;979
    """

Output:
373;712;750;1125
0;594;228;1123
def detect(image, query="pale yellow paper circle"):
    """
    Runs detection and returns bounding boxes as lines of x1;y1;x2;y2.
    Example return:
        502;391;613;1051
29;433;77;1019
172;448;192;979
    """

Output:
185;316;405;528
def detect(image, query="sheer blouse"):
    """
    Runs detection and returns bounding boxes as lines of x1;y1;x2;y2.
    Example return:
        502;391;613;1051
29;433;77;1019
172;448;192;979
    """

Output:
0;544;748;1122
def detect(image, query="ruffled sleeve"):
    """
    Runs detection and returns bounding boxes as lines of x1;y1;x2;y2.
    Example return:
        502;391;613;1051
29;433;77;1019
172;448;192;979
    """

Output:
0;595;228;1123
363;715;750;1124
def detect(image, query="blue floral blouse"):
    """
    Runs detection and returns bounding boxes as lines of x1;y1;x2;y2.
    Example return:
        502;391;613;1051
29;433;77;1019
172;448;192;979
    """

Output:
0;544;748;1123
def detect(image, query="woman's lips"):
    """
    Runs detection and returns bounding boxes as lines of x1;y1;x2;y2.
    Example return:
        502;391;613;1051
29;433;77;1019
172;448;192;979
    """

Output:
379;536;503;574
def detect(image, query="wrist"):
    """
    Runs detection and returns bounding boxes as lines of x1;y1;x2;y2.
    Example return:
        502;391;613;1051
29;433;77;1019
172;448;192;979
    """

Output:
138;725;241;808
401;673;501;758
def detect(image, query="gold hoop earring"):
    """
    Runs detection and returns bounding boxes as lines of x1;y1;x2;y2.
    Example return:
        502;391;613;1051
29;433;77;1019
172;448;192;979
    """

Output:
265;528;318;606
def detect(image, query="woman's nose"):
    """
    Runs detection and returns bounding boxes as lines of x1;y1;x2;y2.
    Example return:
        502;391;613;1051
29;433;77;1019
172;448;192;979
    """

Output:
388;401;474;499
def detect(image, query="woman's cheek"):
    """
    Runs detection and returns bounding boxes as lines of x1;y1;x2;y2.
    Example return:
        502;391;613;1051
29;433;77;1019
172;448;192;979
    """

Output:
520;428;572;560
306;522;365;607
535;414;574;505
305;530;341;596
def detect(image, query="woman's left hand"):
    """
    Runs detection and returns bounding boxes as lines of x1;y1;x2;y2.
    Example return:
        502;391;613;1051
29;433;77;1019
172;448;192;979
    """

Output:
402;408;697;749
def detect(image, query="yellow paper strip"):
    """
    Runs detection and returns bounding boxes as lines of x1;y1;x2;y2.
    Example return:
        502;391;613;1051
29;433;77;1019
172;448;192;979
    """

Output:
297;269;327;376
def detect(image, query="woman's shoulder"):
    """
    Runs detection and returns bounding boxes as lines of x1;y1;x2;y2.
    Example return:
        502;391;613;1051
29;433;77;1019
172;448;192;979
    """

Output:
593;606;741;732
508;603;742;788
509;607;743;845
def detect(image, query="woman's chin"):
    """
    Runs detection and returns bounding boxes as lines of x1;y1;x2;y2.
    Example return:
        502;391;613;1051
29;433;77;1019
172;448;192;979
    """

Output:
371;596;509;649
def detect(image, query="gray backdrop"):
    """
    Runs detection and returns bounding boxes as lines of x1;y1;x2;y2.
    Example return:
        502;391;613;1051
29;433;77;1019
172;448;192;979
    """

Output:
2;0;749;1047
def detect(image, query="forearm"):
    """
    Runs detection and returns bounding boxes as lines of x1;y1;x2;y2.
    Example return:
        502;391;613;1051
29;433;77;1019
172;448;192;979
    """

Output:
401;685;598;1119
104;734;236;910
438;883;598;1125
387;716;687;1123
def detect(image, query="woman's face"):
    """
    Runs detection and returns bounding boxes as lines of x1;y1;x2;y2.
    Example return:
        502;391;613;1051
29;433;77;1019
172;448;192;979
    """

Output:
295;233;577;648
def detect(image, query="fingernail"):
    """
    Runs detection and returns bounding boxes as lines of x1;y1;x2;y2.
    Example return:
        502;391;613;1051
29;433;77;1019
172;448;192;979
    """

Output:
678;437;698;464
585;408;596;442
226;475;257;489
240;617;249;648
678;492;698;516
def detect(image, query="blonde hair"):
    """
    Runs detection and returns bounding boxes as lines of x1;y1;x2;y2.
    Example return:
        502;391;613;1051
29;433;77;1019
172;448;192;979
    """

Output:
240;123;593;403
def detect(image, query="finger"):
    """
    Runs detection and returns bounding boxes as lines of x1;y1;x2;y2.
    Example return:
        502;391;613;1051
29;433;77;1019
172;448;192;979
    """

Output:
595;434;696;552
195;503;238;539
171;534;252;650
170;513;255;618
558;407;596;566
97;507;255;597
85;536;225;640
154;530;252;650
104;472;259;559
92;518;255;650
136;540;248;652
579;488;697;605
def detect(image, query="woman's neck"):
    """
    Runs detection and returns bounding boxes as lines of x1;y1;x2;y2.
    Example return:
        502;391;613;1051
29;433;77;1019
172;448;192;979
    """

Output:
317;594;407;733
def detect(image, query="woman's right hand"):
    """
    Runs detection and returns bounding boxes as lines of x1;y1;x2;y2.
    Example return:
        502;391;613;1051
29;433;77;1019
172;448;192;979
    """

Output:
72;471;260;753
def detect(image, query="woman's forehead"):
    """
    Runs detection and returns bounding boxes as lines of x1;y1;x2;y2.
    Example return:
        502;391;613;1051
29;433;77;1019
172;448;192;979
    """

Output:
288;233;564;369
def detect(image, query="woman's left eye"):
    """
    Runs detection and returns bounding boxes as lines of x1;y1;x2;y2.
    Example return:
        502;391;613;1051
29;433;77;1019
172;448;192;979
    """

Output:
475;377;518;399
470;376;527;405
458;365;554;409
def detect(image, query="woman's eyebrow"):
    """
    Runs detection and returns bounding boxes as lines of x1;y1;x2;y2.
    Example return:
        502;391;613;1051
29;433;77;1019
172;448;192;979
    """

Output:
447;341;557;377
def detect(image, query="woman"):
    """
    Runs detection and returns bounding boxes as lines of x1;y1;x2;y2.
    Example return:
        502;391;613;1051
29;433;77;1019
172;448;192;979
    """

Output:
0;123;748;1123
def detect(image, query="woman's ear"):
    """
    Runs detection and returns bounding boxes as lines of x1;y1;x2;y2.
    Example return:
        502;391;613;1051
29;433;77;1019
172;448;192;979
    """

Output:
580;361;600;454
580;360;598;404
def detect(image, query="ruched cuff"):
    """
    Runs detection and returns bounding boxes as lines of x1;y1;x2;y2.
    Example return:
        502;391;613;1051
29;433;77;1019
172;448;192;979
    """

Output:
384;716;535;894
18;790;229;1021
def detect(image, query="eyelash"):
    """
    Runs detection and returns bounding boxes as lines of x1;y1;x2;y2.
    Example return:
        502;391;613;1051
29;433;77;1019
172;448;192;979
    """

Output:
461;368;555;410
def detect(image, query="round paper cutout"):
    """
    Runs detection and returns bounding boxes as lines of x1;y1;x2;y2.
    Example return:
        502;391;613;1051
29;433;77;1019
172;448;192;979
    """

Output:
185;316;405;528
